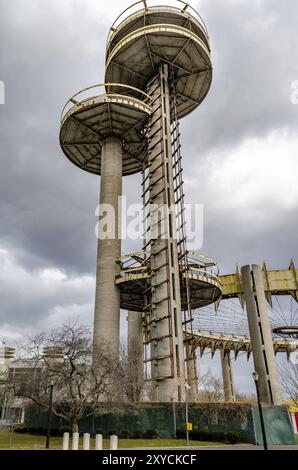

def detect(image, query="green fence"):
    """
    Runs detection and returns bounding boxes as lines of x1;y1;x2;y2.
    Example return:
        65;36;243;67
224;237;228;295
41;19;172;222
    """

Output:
252;405;296;445
24;403;295;444
25;402;256;442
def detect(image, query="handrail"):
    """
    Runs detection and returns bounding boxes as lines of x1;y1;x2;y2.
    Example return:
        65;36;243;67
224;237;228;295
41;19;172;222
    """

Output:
61;83;152;123
106;0;209;48
117;250;220;281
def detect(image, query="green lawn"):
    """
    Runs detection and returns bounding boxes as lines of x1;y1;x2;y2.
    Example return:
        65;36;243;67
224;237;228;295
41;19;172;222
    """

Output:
0;430;226;450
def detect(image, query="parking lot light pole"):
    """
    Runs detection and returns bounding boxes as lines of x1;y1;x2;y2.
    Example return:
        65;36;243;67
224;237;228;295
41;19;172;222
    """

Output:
184;383;191;443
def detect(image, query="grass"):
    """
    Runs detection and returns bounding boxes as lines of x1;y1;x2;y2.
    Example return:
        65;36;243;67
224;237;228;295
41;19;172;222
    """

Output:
0;430;226;450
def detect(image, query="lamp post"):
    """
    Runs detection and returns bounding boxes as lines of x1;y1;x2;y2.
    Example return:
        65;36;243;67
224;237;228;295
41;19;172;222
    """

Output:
184;383;191;443
252;372;268;450
43;347;64;449
46;381;54;449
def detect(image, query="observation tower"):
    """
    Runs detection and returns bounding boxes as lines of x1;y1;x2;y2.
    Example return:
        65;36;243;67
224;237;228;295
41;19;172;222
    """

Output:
60;1;221;403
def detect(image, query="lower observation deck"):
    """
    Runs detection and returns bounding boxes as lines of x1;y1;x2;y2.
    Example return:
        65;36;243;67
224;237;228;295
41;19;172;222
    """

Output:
116;251;222;311
60;83;151;176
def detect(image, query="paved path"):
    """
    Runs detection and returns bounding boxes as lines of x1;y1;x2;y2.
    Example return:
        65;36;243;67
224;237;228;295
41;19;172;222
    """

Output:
125;444;298;451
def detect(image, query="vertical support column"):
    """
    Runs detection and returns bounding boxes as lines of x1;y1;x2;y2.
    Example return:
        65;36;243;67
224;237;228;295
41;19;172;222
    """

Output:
146;65;185;402
93;136;122;358
241;264;281;405
186;341;198;402
221;350;235;402
127;311;144;401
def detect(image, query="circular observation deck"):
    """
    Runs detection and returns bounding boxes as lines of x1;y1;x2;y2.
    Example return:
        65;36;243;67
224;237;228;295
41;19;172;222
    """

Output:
105;0;212;119
60;83;151;176
116;251;222;312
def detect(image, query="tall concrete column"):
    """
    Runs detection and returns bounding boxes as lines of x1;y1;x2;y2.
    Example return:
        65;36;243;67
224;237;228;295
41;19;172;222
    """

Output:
146;65;185;402
186;342;199;402
93;136;122;357
220;350;235;402
241;264;281;405
128;311;143;359
127;311;144;401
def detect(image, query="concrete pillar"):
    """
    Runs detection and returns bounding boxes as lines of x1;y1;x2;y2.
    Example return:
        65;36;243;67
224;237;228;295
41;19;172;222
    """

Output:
93;136;122;358
186;342;199;402
127;311;144;401
72;432;79;450
221;350;235;402
20;407;25;424
146;65;185;402
62;432;69;450
110;435;118;450
241;264;281;405
95;434;103;450
83;433;90;450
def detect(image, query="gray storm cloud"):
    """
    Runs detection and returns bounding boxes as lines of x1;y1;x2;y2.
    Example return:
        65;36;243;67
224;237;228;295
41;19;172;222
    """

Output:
0;0;297;392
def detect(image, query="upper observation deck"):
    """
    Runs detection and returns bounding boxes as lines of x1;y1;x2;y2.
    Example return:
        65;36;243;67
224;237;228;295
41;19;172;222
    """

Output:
105;1;212;119
60;83;151;176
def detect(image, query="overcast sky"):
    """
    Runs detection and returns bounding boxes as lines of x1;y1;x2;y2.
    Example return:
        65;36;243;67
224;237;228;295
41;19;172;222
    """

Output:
0;0;297;394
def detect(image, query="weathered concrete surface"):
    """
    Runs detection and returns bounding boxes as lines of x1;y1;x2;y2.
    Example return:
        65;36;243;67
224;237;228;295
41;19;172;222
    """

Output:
93;136;122;357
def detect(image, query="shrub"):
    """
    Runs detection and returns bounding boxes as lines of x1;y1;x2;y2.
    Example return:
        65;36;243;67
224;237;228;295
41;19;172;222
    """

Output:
96;429;107;438
118;429;131;439
225;431;240;444
197;430;210;441
176;429;186;439
211;431;226;442
143;429;158;439
28;427;45;436
132;430;144;439
14;424;28;434
191;430;226;442
59;426;71;436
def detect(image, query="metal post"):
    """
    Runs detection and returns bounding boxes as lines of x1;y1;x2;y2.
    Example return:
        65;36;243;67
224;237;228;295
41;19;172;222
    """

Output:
45;383;54;449
253;372;268;450
185;383;190;443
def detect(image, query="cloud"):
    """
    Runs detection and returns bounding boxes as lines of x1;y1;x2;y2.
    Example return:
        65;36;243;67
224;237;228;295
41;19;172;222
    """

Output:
0;248;94;339
0;0;297;394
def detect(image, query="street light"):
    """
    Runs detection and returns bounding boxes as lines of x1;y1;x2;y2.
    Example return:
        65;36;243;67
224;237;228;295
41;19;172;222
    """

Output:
252;372;268;451
45;381;54;450
43;347;64;450
184;383;191;443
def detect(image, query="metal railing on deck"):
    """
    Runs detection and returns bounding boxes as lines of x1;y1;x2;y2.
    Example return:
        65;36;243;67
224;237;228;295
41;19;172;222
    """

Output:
61;83;152;125
106;0;209;49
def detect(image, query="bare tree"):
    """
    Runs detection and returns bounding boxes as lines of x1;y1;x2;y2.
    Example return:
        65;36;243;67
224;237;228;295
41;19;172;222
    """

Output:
198;369;224;402
280;360;298;407
7;323;125;432
119;339;144;402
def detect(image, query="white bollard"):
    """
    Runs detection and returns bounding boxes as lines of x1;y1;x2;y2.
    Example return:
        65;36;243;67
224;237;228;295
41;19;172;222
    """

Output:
110;435;118;450
83;433;90;450
62;432;69;450
72;432;79;450
95;434;103;450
